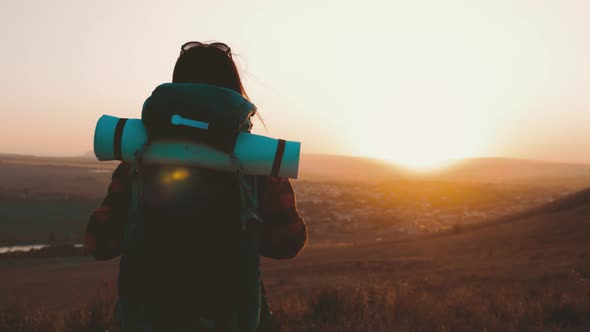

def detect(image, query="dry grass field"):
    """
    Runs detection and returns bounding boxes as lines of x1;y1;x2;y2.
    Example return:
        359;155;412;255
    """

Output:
2;196;590;331
1;154;590;331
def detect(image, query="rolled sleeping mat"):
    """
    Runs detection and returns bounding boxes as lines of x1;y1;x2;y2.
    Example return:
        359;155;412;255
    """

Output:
93;115;148;162
94;114;301;179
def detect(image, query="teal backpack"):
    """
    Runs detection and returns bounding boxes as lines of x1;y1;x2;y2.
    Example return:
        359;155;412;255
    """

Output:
116;83;267;331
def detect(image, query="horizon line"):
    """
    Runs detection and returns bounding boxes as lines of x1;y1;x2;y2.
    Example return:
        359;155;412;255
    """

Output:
1;151;590;167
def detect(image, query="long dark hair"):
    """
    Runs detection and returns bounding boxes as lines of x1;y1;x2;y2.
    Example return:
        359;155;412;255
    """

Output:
172;43;265;129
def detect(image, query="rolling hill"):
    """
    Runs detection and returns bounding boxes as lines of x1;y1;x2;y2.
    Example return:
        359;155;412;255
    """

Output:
258;186;590;330
1;181;590;330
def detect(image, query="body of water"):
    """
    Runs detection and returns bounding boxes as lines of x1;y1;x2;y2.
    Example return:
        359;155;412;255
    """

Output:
0;244;83;254
88;169;111;173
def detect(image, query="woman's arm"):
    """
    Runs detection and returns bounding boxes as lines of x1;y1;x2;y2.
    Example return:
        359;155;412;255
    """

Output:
258;176;308;259
84;162;132;260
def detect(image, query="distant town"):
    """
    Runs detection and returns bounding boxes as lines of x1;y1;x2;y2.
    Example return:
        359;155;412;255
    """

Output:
1;153;589;246
293;180;571;240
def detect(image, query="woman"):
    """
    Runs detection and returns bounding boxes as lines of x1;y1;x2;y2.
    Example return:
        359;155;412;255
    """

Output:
85;41;307;331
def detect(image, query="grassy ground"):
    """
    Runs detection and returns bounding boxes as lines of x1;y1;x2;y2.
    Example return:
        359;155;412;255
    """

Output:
1;278;589;331
1;156;590;331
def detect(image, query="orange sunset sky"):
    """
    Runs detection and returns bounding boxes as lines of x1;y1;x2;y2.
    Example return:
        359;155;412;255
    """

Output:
1;0;589;168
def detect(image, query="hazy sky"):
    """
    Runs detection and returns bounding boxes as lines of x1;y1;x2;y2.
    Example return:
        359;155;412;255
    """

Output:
1;0;589;167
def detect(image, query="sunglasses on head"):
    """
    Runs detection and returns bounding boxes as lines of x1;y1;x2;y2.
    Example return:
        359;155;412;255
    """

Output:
180;41;232;57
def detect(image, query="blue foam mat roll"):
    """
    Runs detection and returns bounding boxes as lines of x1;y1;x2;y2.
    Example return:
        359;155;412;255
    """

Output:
94;115;300;179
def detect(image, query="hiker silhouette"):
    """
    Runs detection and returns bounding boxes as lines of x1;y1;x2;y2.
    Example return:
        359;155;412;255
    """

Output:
85;41;307;332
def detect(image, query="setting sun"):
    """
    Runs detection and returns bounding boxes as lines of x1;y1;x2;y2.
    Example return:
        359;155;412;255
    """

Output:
367;130;476;170
350;71;486;170
382;153;453;171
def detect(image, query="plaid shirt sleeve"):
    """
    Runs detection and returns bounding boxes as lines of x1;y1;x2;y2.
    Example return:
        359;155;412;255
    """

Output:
258;176;308;259
85;162;132;260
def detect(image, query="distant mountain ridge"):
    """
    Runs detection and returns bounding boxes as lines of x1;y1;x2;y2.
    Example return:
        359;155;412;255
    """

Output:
2;152;590;186
299;154;590;186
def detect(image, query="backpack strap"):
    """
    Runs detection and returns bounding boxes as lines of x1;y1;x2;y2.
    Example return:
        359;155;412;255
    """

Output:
230;152;262;231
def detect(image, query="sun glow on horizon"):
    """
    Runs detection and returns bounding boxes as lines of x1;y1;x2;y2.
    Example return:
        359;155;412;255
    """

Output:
380;154;455;171
353;125;483;171
359;121;483;170
350;70;487;172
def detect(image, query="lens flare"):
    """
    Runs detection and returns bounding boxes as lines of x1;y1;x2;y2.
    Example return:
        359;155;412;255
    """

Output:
162;168;190;184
